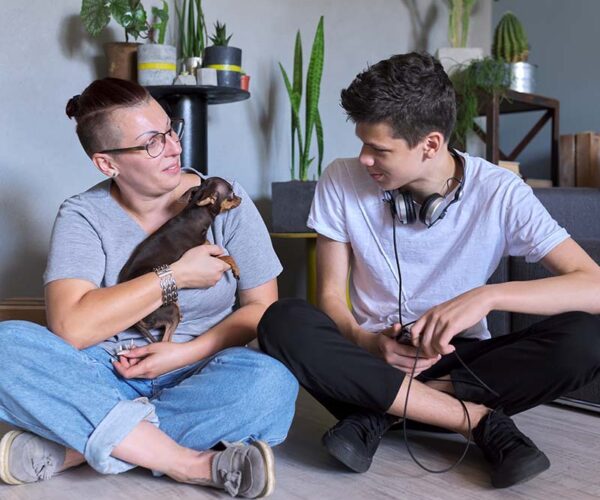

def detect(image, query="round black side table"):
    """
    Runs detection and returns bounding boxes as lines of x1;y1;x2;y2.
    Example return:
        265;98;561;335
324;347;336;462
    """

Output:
147;86;250;174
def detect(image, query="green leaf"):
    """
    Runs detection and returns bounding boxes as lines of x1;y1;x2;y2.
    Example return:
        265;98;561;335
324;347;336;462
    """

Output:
302;16;324;180
293;31;303;102
151;1;169;44
279;63;304;179
315;110;324;176
81;0;111;37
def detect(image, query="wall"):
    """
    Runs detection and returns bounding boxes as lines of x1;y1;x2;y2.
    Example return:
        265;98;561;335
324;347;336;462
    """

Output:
0;0;491;299
492;0;600;180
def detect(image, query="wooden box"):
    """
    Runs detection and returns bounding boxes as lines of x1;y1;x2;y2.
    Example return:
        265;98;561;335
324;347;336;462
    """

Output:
0;297;47;325
559;132;600;187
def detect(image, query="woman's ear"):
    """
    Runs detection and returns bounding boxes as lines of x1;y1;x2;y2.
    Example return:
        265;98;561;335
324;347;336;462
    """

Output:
92;153;119;178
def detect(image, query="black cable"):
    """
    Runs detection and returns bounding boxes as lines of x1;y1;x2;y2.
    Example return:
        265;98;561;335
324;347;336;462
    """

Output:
402;345;472;474
390;209;496;473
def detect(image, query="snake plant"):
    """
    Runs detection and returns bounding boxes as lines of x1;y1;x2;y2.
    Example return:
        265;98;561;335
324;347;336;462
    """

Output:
279;16;325;181
175;0;208;58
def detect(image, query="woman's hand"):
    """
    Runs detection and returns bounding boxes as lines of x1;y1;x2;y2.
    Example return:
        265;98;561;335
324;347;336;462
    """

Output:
364;323;441;376
171;244;231;289
112;342;192;379
410;287;493;358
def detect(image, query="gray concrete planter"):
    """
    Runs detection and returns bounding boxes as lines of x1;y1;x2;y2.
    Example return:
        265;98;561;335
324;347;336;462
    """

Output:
271;181;317;233
137;44;177;86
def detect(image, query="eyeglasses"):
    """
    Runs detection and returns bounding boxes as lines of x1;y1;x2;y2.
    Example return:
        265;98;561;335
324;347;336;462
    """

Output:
99;118;185;158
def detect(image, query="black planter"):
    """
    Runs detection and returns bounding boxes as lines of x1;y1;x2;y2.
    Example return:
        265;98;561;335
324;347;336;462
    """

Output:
203;46;242;88
271;181;317;233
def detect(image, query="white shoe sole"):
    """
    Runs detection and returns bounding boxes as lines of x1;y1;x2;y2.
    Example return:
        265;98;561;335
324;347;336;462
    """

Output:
0;430;26;485
252;441;275;497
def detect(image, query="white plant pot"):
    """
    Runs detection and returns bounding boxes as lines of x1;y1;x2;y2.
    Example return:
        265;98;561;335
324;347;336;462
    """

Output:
137;44;177;86
437;47;484;75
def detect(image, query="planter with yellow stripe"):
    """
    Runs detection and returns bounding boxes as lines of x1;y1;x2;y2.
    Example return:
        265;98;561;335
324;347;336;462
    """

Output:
203;45;243;88
137;44;177;86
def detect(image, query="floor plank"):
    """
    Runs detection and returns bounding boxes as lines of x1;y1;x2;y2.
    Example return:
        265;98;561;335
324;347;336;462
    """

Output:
1;390;599;499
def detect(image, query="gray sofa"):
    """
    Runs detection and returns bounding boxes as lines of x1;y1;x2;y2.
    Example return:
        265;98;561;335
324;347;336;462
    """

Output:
487;187;600;412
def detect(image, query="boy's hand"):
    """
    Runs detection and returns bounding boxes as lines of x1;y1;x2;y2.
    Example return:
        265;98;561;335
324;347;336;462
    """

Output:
365;323;441;376
410;287;493;358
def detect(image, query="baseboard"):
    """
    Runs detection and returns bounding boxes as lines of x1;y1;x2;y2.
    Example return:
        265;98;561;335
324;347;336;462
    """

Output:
555;397;600;413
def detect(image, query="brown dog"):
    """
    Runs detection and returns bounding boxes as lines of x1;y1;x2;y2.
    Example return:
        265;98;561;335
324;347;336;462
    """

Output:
118;177;242;343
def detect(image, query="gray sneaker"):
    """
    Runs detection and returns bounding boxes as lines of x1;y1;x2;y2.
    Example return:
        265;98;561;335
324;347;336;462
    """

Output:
210;441;275;498
0;430;66;485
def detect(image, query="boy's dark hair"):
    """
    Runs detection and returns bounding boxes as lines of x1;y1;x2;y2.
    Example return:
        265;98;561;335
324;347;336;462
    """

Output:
66;78;150;158
340;52;456;147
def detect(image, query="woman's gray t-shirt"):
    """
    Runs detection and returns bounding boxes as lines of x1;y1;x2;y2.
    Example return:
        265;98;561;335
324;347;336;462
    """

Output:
43;170;282;351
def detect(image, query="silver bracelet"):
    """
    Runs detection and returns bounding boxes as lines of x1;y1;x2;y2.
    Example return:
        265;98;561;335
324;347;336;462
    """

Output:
153;264;178;305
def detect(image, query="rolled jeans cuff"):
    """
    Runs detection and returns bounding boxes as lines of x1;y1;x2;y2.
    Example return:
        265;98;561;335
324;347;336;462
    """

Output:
84;397;160;474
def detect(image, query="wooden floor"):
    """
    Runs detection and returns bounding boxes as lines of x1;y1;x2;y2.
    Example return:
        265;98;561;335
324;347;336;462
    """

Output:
1;389;599;500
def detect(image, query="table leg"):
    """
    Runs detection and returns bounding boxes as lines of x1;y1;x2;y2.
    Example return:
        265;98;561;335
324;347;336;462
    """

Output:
306;238;317;306
157;95;208;174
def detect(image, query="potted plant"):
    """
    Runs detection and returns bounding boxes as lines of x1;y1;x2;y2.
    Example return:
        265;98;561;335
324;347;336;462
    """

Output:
492;12;535;93
80;0;150;81
202;21;242;88
271;16;325;233
175;0;208;76
450;57;510;150
437;0;483;75
137;1;177;86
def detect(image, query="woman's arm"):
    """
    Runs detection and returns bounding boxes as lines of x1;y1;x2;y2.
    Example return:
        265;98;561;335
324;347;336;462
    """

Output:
112;279;278;379
45;244;231;349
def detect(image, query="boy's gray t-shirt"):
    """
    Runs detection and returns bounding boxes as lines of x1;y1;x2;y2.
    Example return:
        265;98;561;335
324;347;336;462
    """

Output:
44;169;282;351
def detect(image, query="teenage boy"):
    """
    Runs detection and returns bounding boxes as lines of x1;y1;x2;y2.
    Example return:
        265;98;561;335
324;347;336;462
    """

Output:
258;52;600;488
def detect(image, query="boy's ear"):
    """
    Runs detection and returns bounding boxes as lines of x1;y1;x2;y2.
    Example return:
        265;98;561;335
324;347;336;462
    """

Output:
422;132;444;159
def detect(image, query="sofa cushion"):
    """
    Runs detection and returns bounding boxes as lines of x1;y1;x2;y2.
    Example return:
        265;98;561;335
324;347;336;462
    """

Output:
533;188;600;240
510;239;600;332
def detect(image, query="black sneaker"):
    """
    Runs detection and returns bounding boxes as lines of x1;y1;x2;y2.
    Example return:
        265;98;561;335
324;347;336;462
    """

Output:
321;411;397;473
473;408;550;488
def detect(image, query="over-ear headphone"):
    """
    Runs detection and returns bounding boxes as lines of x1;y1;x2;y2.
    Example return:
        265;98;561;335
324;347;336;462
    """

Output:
386;152;465;228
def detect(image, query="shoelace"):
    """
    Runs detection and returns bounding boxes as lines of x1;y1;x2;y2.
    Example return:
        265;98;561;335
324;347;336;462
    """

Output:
218;468;242;497
345;413;390;445
482;412;528;460
32;455;57;481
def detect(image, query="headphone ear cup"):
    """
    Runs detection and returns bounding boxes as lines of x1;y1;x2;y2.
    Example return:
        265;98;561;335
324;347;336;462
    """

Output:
395;191;416;224
419;193;445;227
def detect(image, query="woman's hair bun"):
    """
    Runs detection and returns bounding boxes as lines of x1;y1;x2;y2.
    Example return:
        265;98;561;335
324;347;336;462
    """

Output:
65;94;81;119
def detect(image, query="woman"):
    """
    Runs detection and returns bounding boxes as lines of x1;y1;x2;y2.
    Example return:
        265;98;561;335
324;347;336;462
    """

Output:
0;78;298;498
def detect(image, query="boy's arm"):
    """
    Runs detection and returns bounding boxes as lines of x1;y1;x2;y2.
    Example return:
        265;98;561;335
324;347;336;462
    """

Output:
412;238;600;357
317;234;441;373
487;237;600;315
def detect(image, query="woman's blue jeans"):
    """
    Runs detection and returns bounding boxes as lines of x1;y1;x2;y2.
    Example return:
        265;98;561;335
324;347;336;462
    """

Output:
0;320;298;475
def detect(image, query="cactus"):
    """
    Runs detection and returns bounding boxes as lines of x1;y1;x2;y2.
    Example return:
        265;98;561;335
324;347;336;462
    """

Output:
493;12;529;63
447;0;477;48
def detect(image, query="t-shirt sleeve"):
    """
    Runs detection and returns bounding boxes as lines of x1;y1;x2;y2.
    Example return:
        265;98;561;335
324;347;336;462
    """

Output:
307;162;349;242
221;182;282;290
504;180;570;263
43;197;106;287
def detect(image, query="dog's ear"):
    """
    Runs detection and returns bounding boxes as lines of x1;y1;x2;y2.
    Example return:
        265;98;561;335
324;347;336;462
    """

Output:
196;194;218;207
178;186;201;205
